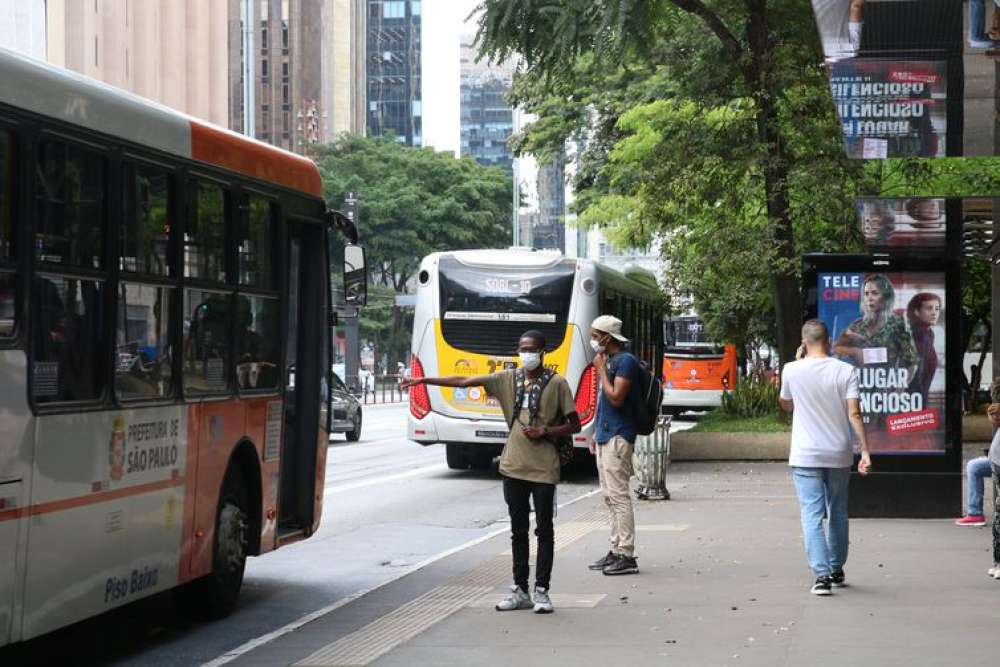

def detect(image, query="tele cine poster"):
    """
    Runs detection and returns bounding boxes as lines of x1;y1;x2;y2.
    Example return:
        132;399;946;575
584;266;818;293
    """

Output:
818;272;946;453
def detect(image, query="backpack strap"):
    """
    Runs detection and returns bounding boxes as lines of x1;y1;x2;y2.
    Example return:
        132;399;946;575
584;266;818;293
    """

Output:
527;368;556;421
510;368;526;428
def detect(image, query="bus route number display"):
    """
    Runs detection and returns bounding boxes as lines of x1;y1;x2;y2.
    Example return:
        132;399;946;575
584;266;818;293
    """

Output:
483;277;532;295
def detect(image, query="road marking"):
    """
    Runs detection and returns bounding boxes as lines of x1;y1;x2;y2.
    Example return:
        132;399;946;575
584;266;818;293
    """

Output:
201;487;602;667
323;463;448;496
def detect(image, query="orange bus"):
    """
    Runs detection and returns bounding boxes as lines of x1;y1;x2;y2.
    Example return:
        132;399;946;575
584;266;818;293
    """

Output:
661;316;737;414
0;48;365;645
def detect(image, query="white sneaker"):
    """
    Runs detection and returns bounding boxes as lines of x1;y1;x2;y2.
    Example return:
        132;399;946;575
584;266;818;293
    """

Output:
533;586;554;614
990;565;1000;580
495;585;532;611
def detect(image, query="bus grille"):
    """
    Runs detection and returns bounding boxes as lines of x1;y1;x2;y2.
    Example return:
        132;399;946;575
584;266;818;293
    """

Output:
440;320;567;355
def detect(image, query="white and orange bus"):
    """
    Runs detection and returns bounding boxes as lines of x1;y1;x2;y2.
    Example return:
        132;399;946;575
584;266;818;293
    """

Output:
0;48;365;646
661;315;737;414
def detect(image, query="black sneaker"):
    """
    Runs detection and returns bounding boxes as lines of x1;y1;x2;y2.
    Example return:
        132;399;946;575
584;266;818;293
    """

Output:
829;570;846;588
811;576;833;596
603;555;639;576
588;551;617;571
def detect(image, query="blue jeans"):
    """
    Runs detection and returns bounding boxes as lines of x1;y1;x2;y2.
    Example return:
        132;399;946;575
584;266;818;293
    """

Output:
792;467;851;578
970;0;1000;43
967;456;993;516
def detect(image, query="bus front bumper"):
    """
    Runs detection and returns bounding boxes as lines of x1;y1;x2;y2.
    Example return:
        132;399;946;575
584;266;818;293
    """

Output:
662;388;729;410
408;412;595;448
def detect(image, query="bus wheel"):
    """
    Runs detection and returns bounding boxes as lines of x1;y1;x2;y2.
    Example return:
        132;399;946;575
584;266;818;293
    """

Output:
469;449;494;470
176;467;249;619
445;444;468;470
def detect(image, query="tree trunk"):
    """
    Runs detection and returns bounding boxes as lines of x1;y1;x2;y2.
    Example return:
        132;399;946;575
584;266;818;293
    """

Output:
746;1;801;367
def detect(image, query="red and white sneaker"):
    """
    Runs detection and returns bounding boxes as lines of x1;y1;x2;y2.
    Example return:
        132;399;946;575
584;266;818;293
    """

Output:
955;515;987;527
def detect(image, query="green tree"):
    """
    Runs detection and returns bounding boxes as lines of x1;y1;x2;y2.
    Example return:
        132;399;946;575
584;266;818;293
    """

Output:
315;135;513;367
475;0;859;362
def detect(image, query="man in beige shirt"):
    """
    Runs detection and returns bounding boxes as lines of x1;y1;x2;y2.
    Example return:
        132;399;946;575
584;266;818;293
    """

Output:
402;330;581;613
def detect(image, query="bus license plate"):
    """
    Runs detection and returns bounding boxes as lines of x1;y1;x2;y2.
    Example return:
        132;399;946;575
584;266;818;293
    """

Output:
476;430;508;438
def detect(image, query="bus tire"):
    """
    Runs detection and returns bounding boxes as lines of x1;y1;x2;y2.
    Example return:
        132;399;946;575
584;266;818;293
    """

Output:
445;443;468;470
469;449;494;470
176;466;250;619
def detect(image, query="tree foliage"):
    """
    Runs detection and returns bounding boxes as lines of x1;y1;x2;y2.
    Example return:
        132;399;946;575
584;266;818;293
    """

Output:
314;135;513;292
315;135;513;367
476;0;859;362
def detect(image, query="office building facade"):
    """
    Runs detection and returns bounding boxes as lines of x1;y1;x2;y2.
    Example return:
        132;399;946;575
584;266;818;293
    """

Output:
229;0;367;153
366;0;421;145
459;36;514;174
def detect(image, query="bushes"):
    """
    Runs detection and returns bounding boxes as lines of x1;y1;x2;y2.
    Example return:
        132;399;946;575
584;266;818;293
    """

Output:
720;367;780;419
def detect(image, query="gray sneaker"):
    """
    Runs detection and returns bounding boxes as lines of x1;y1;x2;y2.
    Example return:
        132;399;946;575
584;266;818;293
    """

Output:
533;587;554;614
495;585;533;611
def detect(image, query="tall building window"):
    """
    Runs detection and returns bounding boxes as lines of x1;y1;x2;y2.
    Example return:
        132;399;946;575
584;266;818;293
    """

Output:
261;27;268;52
261;60;269;79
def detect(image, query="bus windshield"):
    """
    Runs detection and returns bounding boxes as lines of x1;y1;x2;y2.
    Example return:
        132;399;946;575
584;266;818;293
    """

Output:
438;256;575;354
439;256;574;323
664;316;722;353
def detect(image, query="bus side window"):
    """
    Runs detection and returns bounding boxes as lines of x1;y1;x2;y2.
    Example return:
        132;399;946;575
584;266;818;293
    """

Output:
183;290;232;395
116;283;174;399
184;180;227;282
236;294;280;391
32;275;107;402
31;141;109;403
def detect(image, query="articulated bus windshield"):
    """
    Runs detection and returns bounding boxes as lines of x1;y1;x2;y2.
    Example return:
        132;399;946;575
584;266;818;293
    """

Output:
438;256;575;354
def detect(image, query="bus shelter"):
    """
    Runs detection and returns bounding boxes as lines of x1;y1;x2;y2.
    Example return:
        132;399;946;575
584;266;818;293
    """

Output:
806;1;1000;516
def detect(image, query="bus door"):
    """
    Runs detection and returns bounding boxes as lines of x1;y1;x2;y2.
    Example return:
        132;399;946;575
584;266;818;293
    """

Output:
279;220;325;537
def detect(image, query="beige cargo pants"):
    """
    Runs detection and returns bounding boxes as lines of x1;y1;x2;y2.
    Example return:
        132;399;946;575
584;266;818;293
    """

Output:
596;435;635;557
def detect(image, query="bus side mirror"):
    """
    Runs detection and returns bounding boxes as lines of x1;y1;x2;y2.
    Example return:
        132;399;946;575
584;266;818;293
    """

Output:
344;244;367;307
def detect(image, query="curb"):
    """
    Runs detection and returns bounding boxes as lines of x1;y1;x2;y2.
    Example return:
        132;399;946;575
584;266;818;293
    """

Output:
671;430;789;460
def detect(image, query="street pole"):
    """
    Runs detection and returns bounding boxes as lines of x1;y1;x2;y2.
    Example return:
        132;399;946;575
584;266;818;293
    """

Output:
242;0;256;137
343;191;361;394
512;106;520;247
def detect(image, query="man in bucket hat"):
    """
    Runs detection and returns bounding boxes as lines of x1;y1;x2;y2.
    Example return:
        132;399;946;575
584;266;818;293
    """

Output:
587;315;641;575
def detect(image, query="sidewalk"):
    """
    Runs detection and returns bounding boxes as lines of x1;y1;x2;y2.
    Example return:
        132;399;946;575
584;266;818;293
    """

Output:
228;460;997;667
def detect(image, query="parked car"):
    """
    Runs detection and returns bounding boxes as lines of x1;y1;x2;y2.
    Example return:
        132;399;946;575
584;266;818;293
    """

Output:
329;370;363;441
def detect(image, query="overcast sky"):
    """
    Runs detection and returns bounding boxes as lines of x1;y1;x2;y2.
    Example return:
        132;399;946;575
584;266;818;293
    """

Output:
421;0;481;155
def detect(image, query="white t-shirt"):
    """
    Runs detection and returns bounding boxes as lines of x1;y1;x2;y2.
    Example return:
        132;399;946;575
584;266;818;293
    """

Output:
780;356;860;468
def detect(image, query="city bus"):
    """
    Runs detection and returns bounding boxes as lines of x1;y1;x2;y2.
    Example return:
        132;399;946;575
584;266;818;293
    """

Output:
406;249;664;469
661;315;737;415
0;48;365;646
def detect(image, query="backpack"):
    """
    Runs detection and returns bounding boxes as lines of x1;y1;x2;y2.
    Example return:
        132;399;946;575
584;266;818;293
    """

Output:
621;353;662;436
510;368;575;466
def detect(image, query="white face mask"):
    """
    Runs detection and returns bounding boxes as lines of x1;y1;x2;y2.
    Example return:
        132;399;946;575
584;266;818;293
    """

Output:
590;338;605;354
519;351;542;371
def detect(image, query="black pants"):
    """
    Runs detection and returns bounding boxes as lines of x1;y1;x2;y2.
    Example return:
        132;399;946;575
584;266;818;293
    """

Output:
502;476;555;591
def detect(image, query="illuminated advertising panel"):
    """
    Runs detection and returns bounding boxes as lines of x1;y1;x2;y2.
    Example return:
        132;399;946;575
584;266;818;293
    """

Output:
818;271;946;453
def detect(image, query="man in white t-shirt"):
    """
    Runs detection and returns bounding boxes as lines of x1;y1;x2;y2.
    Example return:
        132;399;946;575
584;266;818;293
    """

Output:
780;319;872;596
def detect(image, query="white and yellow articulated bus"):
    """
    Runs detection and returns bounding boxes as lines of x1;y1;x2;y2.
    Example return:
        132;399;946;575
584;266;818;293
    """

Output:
407;248;664;469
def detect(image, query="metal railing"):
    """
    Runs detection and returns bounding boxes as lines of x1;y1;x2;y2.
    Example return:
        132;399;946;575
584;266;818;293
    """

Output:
355;374;408;405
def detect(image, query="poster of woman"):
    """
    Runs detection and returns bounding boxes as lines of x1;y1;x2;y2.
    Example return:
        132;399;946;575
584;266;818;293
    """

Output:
819;271;946;452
